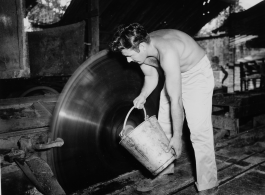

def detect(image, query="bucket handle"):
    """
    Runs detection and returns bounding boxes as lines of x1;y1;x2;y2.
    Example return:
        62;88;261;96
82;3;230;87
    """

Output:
120;106;147;137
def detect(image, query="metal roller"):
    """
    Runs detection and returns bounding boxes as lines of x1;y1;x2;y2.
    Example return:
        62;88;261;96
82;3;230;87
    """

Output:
49;50;164;193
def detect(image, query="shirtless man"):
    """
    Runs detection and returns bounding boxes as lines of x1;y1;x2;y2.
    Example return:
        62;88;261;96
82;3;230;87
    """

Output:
110;23;218;195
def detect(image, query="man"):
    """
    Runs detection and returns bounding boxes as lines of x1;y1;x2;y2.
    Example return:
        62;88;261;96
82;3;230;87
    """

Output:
110;23;218;194
211;56;228;85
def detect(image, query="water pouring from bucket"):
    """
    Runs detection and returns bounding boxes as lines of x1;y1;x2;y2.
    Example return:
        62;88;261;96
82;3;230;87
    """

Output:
119;106;176;176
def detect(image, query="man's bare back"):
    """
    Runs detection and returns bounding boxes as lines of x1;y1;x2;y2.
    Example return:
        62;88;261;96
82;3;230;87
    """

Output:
144;29;205;73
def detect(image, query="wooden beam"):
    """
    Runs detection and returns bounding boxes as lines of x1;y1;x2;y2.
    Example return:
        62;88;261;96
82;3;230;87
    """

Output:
90;0;99;56
16;0;29;76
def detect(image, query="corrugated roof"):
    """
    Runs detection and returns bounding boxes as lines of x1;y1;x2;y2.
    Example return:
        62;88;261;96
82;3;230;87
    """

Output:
27;0;233;48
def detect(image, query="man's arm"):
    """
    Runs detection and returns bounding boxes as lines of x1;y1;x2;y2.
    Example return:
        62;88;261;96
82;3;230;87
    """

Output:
133;64;159;109
220;66;228;84
160;49;184;158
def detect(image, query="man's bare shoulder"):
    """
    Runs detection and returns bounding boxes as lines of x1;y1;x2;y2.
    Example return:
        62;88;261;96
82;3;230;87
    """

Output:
151;30;184;55
150;29;180;35
150;29;190;40
150;29;192;51
150;29;206;72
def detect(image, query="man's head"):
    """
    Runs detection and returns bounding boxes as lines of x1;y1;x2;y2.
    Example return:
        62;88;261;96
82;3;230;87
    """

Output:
109;23;150;64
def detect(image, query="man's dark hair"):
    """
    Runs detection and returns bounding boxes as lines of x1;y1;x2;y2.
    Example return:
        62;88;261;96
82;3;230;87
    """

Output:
109;23;150;52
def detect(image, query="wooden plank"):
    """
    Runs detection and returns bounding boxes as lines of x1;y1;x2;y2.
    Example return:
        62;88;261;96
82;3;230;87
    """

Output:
213;93;265;107
37;101;56;115
229;102;265;118
212;101;265;118
0;117;51;133
0;127;49;149
0;96;57;133
0;94;58;106
212;114;254;133
212;115;239;132
33;102;53;116
0;127;49;138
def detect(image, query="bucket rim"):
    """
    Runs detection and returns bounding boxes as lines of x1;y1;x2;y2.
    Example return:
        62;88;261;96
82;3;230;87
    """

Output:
119;115;157;144
120;106;147;137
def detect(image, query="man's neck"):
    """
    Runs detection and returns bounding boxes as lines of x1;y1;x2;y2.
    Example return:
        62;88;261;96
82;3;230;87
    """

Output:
147;39;159;60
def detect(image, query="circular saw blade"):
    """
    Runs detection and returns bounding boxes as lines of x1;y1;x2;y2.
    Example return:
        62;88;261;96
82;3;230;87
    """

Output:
49;50;163;193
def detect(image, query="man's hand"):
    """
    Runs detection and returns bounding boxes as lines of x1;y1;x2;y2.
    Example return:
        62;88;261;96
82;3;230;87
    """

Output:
133;94;146;109
167;135;182;159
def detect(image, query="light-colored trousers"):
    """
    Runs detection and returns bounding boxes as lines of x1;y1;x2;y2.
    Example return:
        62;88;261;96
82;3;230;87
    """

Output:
158;55;218;191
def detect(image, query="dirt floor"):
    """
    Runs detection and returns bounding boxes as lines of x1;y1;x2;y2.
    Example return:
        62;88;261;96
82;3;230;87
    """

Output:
76;125;265;195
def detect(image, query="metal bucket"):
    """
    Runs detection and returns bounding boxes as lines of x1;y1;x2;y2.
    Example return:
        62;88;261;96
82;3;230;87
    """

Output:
119;106;176;175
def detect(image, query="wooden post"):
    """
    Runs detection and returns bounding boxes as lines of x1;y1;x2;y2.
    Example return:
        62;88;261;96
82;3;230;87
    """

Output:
16;0;27;72
90;0;99;56
0;0;29;78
